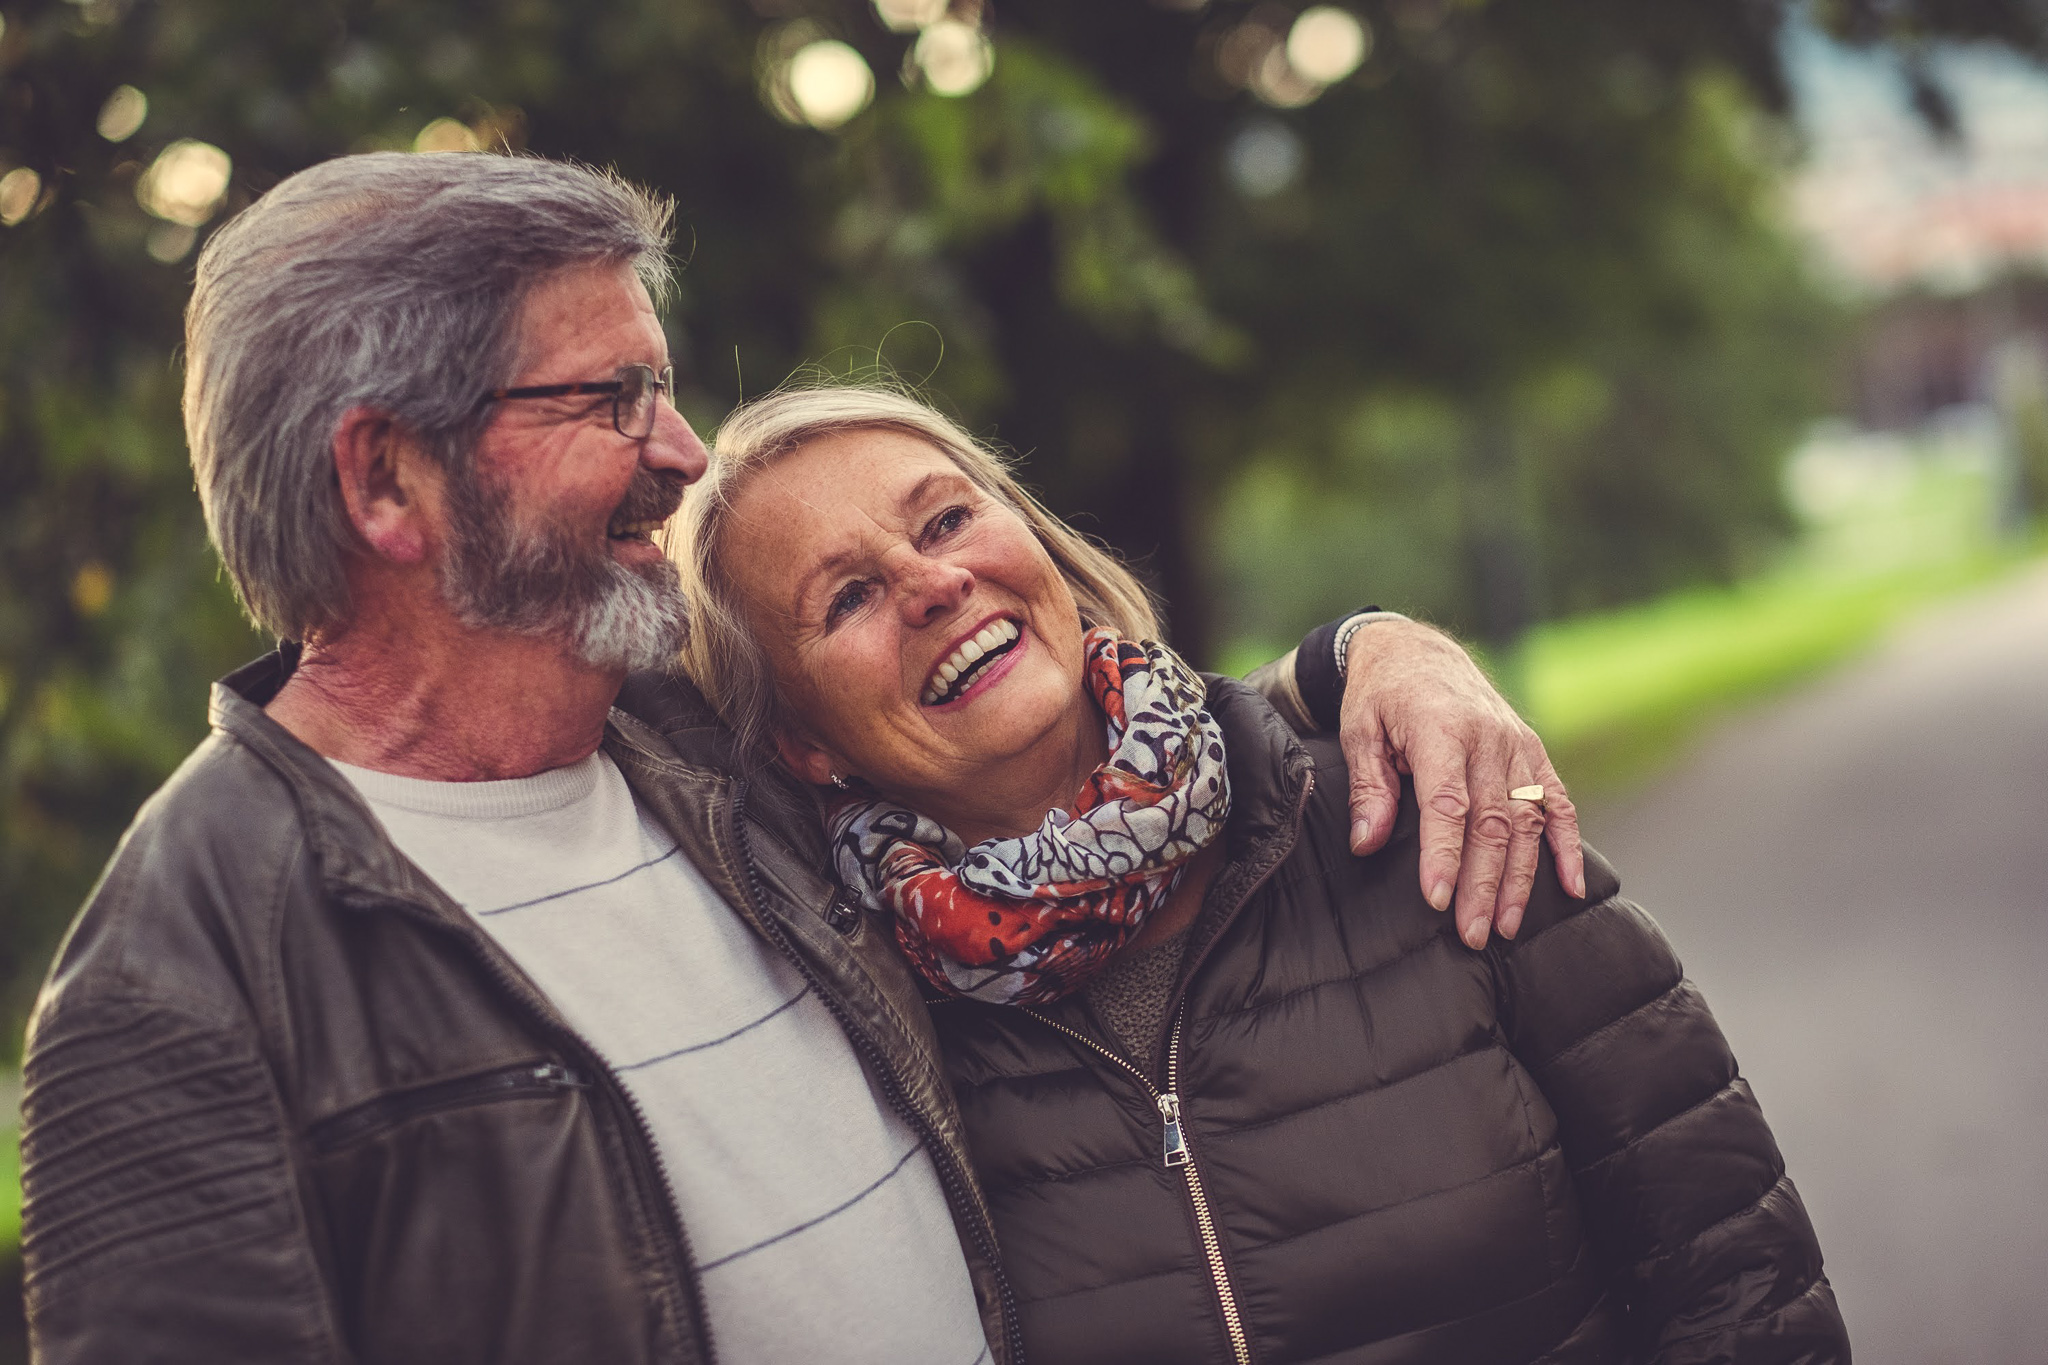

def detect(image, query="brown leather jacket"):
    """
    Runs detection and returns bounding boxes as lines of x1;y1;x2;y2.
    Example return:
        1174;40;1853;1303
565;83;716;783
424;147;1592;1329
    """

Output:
19;649;1021;1364
932;679;1849;1364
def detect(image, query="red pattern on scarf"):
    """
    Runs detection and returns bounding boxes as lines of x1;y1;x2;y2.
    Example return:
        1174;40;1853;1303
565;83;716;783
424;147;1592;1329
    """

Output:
886;636;1173;971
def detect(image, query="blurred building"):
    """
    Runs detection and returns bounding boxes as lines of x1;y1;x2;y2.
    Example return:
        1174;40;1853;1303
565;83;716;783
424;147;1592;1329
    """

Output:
1789;27;2048;436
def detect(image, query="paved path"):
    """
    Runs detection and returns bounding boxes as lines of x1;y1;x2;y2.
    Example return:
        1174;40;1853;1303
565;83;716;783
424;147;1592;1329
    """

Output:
1584;560;2048;1365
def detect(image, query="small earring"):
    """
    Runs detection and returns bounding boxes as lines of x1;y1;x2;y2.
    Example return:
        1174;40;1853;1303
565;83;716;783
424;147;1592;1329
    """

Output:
829;774;852;792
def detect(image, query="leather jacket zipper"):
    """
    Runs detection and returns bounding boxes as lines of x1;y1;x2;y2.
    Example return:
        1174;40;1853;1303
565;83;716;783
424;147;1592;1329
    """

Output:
308;1060;586;1153
363;893;716;1364
729;780;1026;1365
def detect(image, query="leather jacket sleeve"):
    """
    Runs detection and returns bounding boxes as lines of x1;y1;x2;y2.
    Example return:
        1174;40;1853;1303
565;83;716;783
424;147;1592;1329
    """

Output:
1493;852;1850;1363
1242;610;1388;736
21;994;350;1364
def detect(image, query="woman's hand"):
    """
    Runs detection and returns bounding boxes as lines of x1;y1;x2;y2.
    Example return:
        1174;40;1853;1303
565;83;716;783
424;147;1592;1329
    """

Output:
1340;619;1585;948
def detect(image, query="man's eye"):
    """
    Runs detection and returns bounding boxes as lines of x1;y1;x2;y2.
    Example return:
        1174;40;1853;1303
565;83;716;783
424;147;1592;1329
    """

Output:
922;505;972;544
826;581;872;625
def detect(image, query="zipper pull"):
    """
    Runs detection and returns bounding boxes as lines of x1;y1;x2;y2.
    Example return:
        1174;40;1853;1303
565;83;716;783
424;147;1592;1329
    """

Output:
532;1062;587;1088
1158;1092;1191;1168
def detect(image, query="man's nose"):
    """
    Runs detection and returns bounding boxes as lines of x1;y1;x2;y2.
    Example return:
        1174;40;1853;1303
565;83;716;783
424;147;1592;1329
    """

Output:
642;399;710;484
894;554;974;624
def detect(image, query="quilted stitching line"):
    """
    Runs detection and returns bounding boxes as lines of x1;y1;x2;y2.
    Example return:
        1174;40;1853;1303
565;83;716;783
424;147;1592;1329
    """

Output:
1191;922;1450;1026
1651;1229;1827;1352
1573;1077;1754;1177
1523;978;1686;1075
1187;1036;1499;1143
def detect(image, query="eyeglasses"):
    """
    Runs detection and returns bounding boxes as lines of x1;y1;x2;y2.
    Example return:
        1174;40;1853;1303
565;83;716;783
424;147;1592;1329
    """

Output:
480;363;675;440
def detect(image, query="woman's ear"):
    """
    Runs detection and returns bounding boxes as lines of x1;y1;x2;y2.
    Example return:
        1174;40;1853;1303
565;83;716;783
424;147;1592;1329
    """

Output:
774;728;843;788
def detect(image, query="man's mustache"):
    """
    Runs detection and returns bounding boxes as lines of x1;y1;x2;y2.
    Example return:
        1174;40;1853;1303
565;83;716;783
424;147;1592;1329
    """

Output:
610;469;689;532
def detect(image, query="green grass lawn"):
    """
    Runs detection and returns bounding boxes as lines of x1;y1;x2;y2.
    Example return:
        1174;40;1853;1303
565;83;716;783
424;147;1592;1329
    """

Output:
1520;549;2018;790
1230;439;2042;795
1522;448;2038;790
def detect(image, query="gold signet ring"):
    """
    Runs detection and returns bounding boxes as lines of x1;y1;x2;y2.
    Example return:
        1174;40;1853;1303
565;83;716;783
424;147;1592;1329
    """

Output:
1508;785;1546;803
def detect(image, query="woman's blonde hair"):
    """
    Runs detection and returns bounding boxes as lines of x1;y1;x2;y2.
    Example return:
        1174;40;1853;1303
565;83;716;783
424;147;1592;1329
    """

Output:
672;383;1163;767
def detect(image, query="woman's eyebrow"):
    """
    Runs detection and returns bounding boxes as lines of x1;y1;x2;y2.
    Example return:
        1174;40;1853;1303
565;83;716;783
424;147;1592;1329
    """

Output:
903;470;972;509
792;545;865;614
787;470;973;610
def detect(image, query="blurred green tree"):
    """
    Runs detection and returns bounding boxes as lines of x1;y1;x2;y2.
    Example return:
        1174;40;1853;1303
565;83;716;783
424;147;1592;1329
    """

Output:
2;0;2043;1079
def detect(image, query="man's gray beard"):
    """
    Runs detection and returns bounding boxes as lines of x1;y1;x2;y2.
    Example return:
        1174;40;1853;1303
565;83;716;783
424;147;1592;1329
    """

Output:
437;467;688;674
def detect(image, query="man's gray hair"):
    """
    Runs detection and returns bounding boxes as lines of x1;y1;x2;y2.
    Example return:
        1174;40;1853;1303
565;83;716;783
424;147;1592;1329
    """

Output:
183;151;674;640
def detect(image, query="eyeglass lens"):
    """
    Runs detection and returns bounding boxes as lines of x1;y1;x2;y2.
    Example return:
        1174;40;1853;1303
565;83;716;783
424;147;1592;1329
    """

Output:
613;364;672;440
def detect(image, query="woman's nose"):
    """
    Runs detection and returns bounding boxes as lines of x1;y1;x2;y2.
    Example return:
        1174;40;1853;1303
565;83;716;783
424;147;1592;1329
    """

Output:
894;555;974;624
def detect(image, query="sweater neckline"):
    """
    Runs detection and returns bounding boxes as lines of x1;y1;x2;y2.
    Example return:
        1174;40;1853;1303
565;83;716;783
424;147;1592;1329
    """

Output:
327;751;607;820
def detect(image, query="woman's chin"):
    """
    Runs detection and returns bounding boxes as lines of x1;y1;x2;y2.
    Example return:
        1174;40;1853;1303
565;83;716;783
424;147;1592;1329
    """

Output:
917;665;1085;759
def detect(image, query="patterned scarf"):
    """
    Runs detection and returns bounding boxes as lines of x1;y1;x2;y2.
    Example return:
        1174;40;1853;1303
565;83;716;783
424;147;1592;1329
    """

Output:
829;629;1231;1005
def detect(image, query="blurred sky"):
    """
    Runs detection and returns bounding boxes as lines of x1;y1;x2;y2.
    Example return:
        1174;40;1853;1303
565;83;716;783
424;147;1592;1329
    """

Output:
1787;22;2048;293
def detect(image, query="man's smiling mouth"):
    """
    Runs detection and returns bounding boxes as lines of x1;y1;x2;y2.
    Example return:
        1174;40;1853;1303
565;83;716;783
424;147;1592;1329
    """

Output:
607;517;664;542
922;618;1021;706
606;470;688;544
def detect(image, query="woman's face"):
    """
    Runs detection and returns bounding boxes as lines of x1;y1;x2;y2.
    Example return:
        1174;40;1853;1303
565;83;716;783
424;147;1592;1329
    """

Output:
721;428;1094;818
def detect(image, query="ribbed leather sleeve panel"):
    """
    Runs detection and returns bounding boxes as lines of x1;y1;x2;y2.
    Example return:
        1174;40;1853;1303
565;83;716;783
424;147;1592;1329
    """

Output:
22;999;340;1364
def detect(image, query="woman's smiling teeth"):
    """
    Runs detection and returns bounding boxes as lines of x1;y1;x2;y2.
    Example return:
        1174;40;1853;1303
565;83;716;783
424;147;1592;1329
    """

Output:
922;618;1021;706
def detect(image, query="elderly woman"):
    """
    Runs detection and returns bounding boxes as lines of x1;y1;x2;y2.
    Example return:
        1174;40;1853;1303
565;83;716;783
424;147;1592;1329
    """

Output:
675;386;1848;1364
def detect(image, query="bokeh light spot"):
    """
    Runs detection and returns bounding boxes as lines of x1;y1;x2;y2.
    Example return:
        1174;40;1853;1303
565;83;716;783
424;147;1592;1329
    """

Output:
70;563;115;618
915;21;994;97
1226;118;1305;198
1287;7;1370;85
414;118;482;153
1251;45;1322;108
874;0;948;32
1215;21;1282;90
136;140;232;227
788;40;875;130
146;222;197;263
97;85;148;143
0;167;41;226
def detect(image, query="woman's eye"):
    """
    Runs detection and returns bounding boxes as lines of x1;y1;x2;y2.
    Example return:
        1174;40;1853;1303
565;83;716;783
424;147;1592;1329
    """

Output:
825;580;872;625
922;505;972;544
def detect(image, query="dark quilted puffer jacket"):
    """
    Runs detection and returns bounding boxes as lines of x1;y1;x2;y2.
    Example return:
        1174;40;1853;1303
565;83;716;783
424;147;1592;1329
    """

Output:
932;678;1848;1365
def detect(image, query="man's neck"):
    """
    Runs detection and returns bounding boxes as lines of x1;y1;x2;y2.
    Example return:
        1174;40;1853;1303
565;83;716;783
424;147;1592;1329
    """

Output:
266;616;623;782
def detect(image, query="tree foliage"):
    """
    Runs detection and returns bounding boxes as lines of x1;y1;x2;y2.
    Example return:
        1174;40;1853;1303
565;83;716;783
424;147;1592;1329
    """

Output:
2;0;2042;1063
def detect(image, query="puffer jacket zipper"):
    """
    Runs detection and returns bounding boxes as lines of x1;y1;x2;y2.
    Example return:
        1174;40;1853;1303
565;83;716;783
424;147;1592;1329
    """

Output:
728;779;1025;1365
1018;764;1317;1365
1020;1012;1253;1365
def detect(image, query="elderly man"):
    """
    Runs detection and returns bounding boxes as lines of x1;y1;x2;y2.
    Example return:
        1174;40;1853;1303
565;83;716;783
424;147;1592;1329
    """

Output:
20;153;1580;1364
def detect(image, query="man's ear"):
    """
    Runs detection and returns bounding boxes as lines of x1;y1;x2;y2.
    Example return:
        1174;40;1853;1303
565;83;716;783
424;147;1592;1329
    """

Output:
774;728;844;788
332;407;444;565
